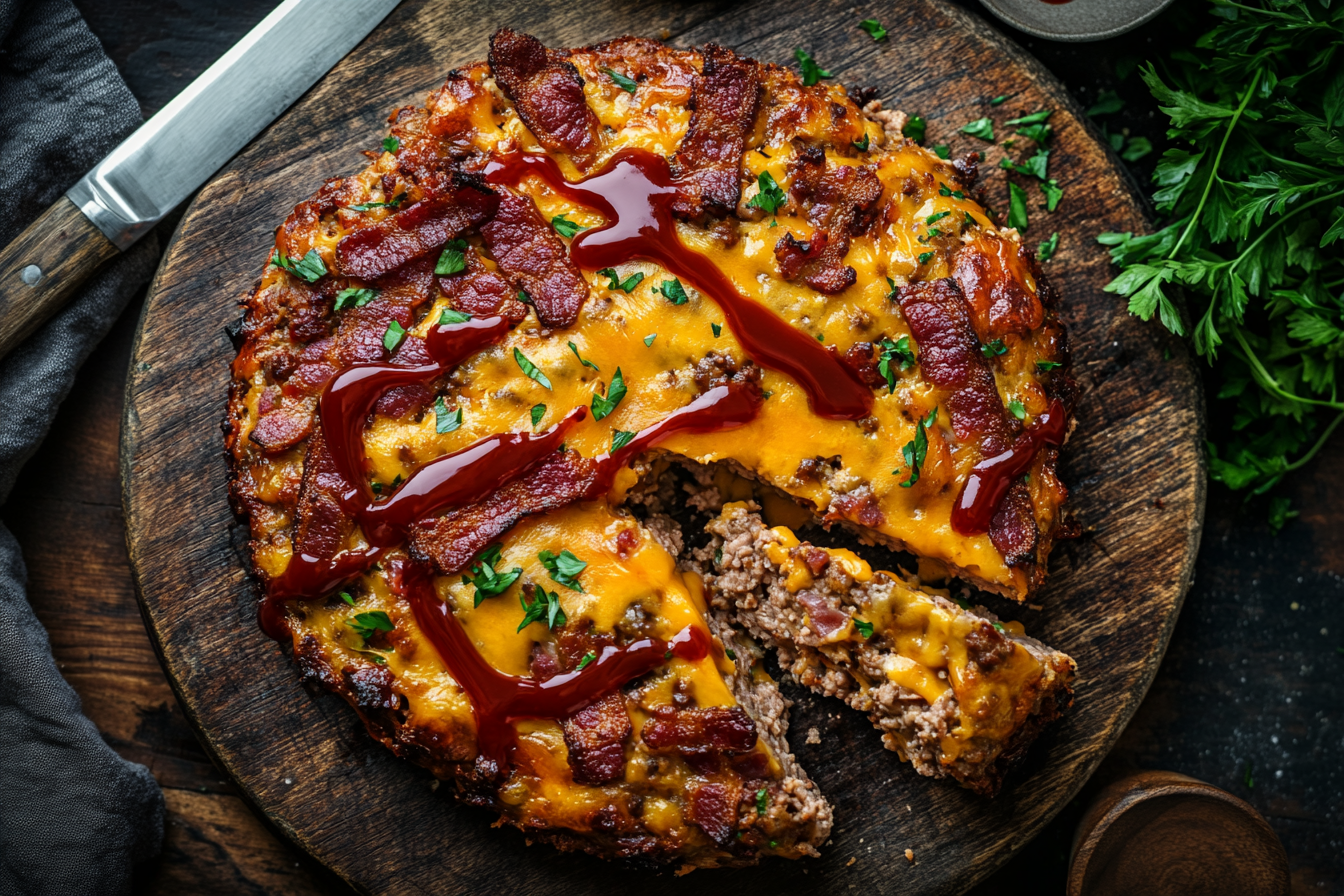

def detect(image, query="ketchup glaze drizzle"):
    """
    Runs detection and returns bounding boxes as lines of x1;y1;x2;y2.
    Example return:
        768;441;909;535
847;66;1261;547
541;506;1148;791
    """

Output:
482;148;873;421
950;399;1067;536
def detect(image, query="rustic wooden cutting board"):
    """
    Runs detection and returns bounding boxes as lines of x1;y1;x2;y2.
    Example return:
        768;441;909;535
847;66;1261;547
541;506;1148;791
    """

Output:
122;0;1205;892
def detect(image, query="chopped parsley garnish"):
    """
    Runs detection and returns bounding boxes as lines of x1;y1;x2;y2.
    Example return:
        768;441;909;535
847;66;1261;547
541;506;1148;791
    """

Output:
1008;399;1027;420
1268;496;1299;535
568;341;600;371
711;322;723;337
598;268;645;293
859;18;887;41
530;403;546;428
933;144;950;159
644;333;657;346
982;339;1008;358
1040;179;1063;212
902;115;926;143
878;336;917;391
756;788;769;815
1000;148;1050;181
793;48;830;86
991;621;1006;633
854;618;874;638
1038;231;1060;262
435;239;469;276
271;249;327;283
611;430;636;452
885;276;899;302
960;117;994;141
577;651;596;671
853;133;870;152
898;407;939;488
1007;109;1052;127
938;182;966;200
1008;181;1030;232
440;308;471;325
462;544;523;607
1036;360;1063;371
346;610;394;644
382;136;399;153
714;546;723;567
816;333;825;342
517;289;532;305
602;67;638;94
349;193;404;211
926;211;951;225
1015;121;1053;144
657;278;689;305
591;367;627;420
964;211;977;228
551;214;585;238
538;549;588;591
518;585;566;632
434;396;462;433
747;171;787;216
383;320;407;353
334;287;377;311
340;592;356;606
514;348;552;389
917;251;934;265
990;94;1009;106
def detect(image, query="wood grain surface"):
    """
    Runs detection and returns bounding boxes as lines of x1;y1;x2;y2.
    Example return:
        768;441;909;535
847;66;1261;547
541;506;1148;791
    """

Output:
119;1;1205;892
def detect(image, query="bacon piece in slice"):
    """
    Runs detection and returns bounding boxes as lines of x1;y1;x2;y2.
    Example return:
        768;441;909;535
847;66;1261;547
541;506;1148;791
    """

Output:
687;779;743;847
952;235;1044;341
290;429;355;566
670;44;762;220
249;399;315;454
489;28;601;170
481;190;589;329
342;664;400;711
836;341;885;389
409;450;600;574
897;277;1011;450
639;705;757;757
439;248;529;323
795;590;849;641
989;481;1039;568
775;146;883;294
335;176;497;281
561;692;632;785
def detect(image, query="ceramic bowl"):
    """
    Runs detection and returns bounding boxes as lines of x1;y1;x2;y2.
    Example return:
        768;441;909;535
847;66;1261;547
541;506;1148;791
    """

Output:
978;0;1177;41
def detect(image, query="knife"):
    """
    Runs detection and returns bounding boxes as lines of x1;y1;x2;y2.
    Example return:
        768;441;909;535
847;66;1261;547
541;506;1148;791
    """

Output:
0;0;402;360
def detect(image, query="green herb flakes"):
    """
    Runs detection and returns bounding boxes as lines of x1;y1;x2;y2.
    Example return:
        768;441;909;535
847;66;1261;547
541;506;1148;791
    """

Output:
926;210;951;225
568;341;600;371
340;592;356;606
859;18;887;41
794;48;830;86
644;333;657;346
747;171;787;216
271;249;327;283
756;788;769;815
382;136;399;153
877;336;917;392
434;396;462;434
346;610;394;644
334;287;377;311
539;548;588;591
1008;399;1027;420
518;585;566;632
712;322;723;337
1040;179;1063;212
1268;496;1298;535
898;407;939;488
918;251;934;265
990;94;1009;106
598;268;644;293
933;144;950;159
514;348;552;390
1086;90;1124;117
462;544;523;607
611;430;636;452
854;618;874;638
1038;231;1060;262
982;339;1008;358
435;239;469;276
1036;360;1063;371
382;320;407;353
440;308;471;325
602;67;637;94
552;214;585;238
853;133;870;152
960;117;994;141
591;367;627;420
903;115;926;143
1008;181;1029;231
657;278;690;305
938;183;966;200
530;404;546;428
577;651;596;670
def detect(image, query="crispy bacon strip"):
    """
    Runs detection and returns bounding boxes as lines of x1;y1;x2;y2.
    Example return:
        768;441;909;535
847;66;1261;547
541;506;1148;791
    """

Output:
687;779;742;847
897;277;1011;449
480;190;589;329
670;44;762;220
409;451;599;574
989;483;1039;568
952;235;1044;341
335;178;497;281
489;28;601;169
439;246;529;323
561;693;632;784
249;400;315;454
775;146;883;294
639;705;757;756
290;429;354;566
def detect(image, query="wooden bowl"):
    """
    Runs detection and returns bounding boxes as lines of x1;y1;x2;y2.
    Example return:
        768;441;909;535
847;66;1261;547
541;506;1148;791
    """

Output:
1068;771;1289;896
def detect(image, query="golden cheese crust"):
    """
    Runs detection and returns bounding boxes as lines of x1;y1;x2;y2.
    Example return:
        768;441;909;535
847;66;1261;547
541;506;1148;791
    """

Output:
225;30;1077;868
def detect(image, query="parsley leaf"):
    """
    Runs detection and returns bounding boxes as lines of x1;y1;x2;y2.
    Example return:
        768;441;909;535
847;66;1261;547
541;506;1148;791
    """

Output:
434;396;462;433
877;336;917;392
1040;179;1063;212
463;544;523;607
591;368;627;420
598;268;644;293
1015;122;1053;144
793;48;830;86
382;136;399;152
340;592;356;606
853;133;870;152
334;287;377;311
568;341;600;371
435;239;469;275
1008;181;1029;231
960;117;994;141
383;320;407;353
644;333;657;346
538;549;587;591
933;144;950;159
711;322;723;337
926;211;951;225
346;610;394;644
990;94;1010;106
350;193;404;211
602;67;637;94
272;249;327;283
440;308;471;325
577;651;596;670
1006;109;1052;127
859;18;887;41
756;788;769;815
1121;136;1153;162
657;278;689;305
917;251;934;265
514;348;552;389
1267;496;1298;535
903;115;926;143
747;171;787;216
611;430;635;452
518;585;566;632
938;182;966;200
854;618;874;638
1036;359;1063;371
982;339;1007;358
1000;148;1050;181
1038;231;1060;262
897;407;939;488
552;214;585;238
530;403;546;428
1008;399;1027;420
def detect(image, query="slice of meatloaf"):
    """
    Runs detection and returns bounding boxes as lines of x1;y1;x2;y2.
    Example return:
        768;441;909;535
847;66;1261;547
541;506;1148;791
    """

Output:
695;502;1075;796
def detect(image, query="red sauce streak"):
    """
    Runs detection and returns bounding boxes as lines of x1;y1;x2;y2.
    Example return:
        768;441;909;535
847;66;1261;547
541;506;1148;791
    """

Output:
951;399;1067;536
483;148;873;421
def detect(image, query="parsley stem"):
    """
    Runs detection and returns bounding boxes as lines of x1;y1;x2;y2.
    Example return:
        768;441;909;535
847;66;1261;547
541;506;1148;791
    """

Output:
1166;70;1261;262
1226;189;1344;277
1282;411;1344;474
1231;327;1344;412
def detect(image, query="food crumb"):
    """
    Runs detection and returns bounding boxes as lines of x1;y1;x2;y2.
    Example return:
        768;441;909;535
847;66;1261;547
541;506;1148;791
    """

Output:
847;857;857;867
806;726;821;744
905;848;915;864
659;27;671;39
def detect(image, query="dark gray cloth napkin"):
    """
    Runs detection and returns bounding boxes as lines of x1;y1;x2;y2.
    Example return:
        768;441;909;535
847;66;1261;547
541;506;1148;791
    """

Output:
0;0;164;892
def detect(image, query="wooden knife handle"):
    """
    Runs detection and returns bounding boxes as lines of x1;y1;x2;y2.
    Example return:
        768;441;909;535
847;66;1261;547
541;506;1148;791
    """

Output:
0;196;121;358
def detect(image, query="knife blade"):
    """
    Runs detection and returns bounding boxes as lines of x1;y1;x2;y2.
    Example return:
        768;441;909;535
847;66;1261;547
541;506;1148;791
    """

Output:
0;0;402;360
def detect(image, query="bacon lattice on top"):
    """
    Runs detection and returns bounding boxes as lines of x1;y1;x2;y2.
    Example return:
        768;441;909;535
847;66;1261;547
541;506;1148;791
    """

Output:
225;29;1077;868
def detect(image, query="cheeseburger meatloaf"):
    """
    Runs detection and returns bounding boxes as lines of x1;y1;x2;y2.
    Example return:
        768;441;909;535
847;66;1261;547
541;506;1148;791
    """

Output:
225;28;1078;868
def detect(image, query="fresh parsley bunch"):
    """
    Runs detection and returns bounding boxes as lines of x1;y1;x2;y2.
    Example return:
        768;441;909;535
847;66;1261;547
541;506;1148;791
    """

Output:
1099;0;1344;509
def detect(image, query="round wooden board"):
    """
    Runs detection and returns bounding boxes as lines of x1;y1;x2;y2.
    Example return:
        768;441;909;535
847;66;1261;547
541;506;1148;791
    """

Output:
122;0;1205;892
